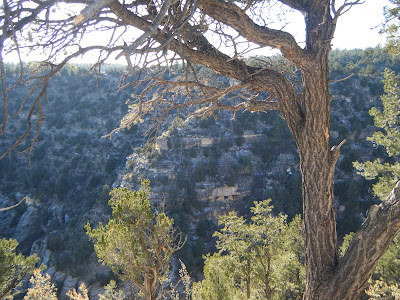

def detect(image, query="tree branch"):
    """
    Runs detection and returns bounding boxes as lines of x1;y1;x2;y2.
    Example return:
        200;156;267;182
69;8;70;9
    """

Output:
0;197;26;212
108;0;303;128
115;0;172;59
198;0;309;66
75;0;115;25
327;181;400;298
332;0;364;21
279;0;308;13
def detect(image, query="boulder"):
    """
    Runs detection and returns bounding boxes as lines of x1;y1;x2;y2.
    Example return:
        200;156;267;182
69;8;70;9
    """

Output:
13;205;42;254
59;275;78;300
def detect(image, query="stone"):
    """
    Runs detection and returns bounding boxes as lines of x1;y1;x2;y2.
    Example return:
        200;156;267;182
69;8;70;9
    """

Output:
13;205;41;254
0;195;18;237
59;275;78;300
89;283;105;300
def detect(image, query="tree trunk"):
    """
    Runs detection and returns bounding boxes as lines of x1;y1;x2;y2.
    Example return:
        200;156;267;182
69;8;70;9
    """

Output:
291;40;400;299
290;49;340;299
246;274;250;299
143;276;156;300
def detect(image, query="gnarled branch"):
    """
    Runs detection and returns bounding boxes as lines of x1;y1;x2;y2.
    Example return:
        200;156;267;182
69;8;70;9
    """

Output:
327;181;400;298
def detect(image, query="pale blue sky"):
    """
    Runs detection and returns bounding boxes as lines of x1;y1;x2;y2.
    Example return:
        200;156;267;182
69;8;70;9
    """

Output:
4;0;389;64
333;0;387;49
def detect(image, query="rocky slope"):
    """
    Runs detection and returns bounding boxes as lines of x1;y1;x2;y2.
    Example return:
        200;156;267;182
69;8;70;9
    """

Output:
0;48;398;297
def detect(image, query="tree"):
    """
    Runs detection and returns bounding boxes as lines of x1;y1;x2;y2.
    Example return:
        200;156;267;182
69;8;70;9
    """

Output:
352;66;400;300
381;0;400;56
99;280;125;300
365;280;400;300
25;269;125;300
85;180;184;300
192;200;304;299
2;0;400;298
0;238;39;299
354;68;400;200
24;269;58;300
65;284;89;300
373;234;400;287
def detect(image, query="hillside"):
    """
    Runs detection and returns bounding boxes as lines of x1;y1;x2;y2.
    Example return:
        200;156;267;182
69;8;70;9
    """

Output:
0;47;398;297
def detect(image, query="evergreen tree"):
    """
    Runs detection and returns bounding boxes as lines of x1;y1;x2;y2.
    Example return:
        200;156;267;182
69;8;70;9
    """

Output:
365;280;400;300
193;200;304;300
24;269;57;300
85;180;184;300
65;284;89;300
98;280;125;300
373;234;400;286
382;0;400;56
354;69;400;200
0;238;39;299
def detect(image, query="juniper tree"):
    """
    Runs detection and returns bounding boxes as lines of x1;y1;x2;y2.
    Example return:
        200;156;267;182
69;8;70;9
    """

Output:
0;238;39;299
193;200;304;300
85;181;184;300
354;68;400;200
24;269;58;300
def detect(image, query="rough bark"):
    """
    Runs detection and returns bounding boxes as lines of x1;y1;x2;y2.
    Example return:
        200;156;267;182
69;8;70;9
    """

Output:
294;58;340;299
324;182;400;299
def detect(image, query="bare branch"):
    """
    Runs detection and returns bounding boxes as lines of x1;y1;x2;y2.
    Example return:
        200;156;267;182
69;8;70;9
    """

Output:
330;73;354;82
332;0;364;21
198;0;309;66
0;197;26;212
325;181;400;298
75;0;115;25
116;0;172;59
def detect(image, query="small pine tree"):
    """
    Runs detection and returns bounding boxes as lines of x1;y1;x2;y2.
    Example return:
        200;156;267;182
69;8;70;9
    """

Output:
0;238;39;299
86;180;185;300
66;284;89;300
354;68;400;200
98;280;125;300
192;200;304;300
24;269;57;300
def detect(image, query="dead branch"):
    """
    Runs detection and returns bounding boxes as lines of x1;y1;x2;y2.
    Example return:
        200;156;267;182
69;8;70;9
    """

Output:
330;73;354;82
0;197;27;212
75;0;115;25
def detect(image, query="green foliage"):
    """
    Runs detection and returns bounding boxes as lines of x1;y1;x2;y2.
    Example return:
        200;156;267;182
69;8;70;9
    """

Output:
98;280;125;300
365;280;400;299
168;116;185;133
373;234;400;285
382;0;400;56
354;69;400;200
85;180;184;299
192;200;304;299
339;232;355;257
24;269;57;300
66;283;89;300
0;238;40;299
71;237;93;266
353;66;400;295
47;235;63;252
25;270;124;300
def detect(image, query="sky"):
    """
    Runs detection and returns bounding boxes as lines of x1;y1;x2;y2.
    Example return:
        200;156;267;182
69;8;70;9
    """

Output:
332;0;388;49
3;0;390;64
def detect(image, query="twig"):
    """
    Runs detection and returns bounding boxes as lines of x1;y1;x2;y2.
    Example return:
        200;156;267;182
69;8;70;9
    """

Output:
0;197;27;212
